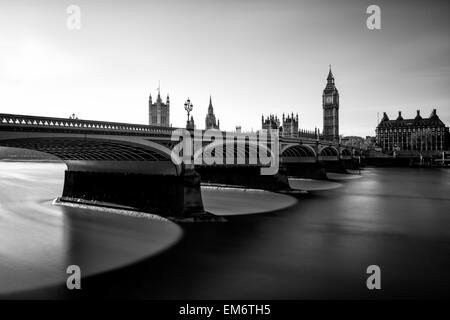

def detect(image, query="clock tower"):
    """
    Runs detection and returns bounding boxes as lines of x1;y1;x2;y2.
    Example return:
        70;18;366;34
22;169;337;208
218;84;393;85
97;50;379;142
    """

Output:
322;66;339;141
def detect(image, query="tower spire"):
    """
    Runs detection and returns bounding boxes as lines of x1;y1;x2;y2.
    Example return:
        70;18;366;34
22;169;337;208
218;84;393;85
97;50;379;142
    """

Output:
205;94;219;129
208;94;214;114
327;65;334;81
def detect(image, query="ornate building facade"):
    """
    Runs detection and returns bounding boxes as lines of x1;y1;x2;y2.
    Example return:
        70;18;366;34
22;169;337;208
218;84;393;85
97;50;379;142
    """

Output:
205;96;220;129
281;113;299;137
322;66;339;141
261;114;280;130
376;109;449;152
261;113;317;139
149;90;170;127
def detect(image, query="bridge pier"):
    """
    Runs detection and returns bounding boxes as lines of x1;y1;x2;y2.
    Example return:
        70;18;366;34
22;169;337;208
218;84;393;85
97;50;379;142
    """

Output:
322;159;361;173
322;160;347;174
196;165;291;191
284;163;327;180
60;168;209;219
342;158;361;170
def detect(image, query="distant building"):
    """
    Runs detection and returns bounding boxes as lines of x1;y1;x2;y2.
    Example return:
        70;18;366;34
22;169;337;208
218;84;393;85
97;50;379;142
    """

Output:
281;113;299;137
341;136;367;149
298;128;320;140
261;114;280;130
205;96;220;130
322;66;339;141
235;125;242;133
149;89;170;127
364;136;377;150
376;109;449;152
262;113;318;138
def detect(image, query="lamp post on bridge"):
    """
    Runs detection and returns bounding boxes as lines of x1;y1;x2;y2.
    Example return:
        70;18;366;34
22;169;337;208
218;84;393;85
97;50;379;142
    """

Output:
184;98;194;130
181;98;202;206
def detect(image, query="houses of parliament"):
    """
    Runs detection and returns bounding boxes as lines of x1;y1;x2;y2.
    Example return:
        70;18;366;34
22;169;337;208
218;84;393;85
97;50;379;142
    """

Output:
148;68;340;139
262;67;340;140
148;89;170;127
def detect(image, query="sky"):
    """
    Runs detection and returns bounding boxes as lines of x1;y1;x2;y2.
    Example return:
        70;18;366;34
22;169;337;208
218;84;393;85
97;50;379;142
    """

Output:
0;0;449;137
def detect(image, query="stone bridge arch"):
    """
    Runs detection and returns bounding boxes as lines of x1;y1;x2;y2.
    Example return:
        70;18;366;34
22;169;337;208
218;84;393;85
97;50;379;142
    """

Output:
193;138;277;166
0;135;180;175
340;148;352;159
318;146;339;161
281;144;317;163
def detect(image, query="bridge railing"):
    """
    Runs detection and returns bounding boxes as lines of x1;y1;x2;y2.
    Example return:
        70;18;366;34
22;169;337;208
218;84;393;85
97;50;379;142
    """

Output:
280;136;318;144
0;113;176;136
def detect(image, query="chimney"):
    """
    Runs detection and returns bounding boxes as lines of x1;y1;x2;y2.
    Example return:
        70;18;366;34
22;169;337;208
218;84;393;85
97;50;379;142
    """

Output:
417;110;420;116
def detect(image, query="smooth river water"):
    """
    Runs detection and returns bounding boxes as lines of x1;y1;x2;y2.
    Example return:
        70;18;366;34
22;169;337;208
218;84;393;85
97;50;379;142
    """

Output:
1;162;449;299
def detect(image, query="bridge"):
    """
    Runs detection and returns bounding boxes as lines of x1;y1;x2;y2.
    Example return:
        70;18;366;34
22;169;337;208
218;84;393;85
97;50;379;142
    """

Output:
0;113;360;219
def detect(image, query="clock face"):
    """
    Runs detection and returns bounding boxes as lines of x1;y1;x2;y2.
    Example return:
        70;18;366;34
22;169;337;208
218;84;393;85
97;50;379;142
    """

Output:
326;96;332;103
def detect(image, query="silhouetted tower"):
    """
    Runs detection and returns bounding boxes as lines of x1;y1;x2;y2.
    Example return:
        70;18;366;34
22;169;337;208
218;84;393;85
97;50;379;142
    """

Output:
205;95;220;129
282;112;299;137
262;114;280;130
149;86;170;126
322;65;339;141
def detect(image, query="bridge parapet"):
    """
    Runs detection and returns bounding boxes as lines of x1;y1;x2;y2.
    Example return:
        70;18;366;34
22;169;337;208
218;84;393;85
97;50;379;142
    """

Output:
0;113;175;137
280;136;318;145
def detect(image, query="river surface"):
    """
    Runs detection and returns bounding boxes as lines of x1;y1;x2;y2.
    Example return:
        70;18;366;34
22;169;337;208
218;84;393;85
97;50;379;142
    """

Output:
1;162;449;299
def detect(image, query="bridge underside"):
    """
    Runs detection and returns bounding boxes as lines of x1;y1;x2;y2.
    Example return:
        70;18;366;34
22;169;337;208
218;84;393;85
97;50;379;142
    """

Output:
0;137;178;175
